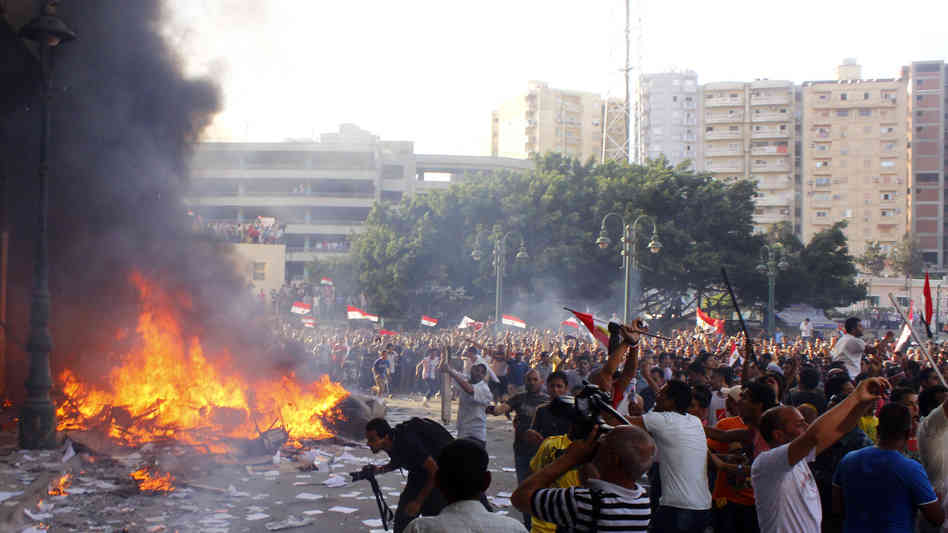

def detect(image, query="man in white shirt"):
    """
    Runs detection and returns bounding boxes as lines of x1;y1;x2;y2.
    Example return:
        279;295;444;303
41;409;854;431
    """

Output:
443;361;492;447
918;396;948;532
830;317;866;380
800;318;813;340
405;438;526;533
626;379;712;532
750;376;889;533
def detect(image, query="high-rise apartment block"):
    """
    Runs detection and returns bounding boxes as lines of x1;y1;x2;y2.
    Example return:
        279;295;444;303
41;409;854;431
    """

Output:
491;81;606;162
800;63;908;258
699;80;797;233
638;72;700;169
905;61;948;269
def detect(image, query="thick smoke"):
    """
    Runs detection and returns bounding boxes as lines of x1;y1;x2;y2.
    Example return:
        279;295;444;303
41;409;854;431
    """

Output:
2;1;281;397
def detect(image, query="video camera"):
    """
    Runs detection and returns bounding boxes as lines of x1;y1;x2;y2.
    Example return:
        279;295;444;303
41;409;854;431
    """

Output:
349;464;377;482
349;465;394;530
549;381;630;440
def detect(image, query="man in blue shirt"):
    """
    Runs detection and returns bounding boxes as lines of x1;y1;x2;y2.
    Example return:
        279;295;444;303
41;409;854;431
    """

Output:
833;402;944;532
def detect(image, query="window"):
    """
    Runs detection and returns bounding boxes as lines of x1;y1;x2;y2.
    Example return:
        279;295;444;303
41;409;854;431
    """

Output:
859;109;871;117
841;93;848;101
816;211;829;218
882;142;895;152
815;160;830;168
672;96;678;102
917;173;939;183
844;208;853;218
814;143;829;151
863;92;870;100
729;126;739;131
881;192;895;201
881;160;896;168
814;177;831;186
252;262;267;281
836;110;849;117
881;126;895;135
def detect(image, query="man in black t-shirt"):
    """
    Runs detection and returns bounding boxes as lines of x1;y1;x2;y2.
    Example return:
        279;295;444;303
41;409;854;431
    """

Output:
365;417;453;533
528;371;573;443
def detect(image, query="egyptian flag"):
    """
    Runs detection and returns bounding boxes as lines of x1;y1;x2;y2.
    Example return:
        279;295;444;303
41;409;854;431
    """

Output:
347;305;379;322
566;308;610;348
379;329;398;336
421;315;439;327
696;307;726;334
502;315;526;329
290;301;312;315
458;316;484;331
320;277;334;286
561;316;580;329
923;272;934;337
301;317;315;328
895;304;914;352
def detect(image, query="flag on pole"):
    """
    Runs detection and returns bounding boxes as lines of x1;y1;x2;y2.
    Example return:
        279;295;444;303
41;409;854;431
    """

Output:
924;272;934;329
290;301;312;315
420;315;439;327
320;277;334;286
566;308;610;348
502;315;526;329
301;317;315;328
895;304;914;352
458;316;484;331
347;305;379;322
727;342;742;367
696;307;726;335
561;316;580;329
379;329;398;336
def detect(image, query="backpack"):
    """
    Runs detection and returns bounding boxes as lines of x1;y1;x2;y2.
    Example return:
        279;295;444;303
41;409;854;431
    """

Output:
396;417;454;457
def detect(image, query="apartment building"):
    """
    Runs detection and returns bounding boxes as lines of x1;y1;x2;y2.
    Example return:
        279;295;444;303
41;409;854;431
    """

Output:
800;63;908;258
905;61;948;269
638;72;700;169
700;80;797;233
188;124;532;280
491;81;605;161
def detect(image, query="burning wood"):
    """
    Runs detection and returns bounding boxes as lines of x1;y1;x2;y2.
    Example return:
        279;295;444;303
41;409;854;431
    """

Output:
131;467;175;492
54;273;350;453
47;473;72;496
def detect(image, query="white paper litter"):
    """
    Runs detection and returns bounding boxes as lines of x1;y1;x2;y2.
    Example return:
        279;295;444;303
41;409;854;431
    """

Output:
339;491;361;498
491;497;512;507
296;492;323;501
23;508;52;520
362;519;384;527
497;491;512;497
273;450;282;465
260;470;280;477
246;512;270;520
302;509;324;516
61;441;76;463
227;484;249;497
323;475;347;487
265;515;315;530
52;506;77;514
328;505;358;514
388;492;400;496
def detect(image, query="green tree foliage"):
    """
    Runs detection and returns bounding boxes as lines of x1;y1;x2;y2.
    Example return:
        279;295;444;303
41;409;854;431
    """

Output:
855;240;887;277
351;154;867;320
889;233;924;278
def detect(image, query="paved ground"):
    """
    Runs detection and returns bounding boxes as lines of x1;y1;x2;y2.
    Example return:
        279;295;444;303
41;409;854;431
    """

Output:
0;394;521;533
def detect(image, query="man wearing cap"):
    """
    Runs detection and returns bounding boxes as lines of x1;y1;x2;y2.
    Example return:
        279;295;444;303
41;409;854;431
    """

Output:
443;358;492;448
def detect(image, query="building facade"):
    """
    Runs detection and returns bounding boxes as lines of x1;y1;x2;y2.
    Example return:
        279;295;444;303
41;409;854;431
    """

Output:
189;124;532;280
800;64;908;258
638;71;700;169
699;80;797;233
905;61;948;270
491;81;606;162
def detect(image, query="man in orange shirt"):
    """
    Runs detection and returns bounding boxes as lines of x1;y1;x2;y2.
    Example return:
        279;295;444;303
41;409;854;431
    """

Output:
708;414;760;533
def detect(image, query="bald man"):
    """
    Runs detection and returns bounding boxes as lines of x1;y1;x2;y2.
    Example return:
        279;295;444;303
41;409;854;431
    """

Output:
512;426;654;532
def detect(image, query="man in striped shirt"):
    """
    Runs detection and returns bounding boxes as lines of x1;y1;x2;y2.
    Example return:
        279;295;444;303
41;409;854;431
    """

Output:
511;425;654;532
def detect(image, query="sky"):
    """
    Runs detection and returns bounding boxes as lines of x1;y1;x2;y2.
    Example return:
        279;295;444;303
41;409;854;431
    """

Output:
166;0;948;156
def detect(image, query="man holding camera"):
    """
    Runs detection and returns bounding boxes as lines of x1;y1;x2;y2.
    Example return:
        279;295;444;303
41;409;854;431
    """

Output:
365;417;454;533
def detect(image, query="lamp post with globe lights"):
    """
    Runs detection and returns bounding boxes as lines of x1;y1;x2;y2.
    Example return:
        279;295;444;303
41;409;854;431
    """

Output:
472;226;529;331
596;214;661;323
757;243;789;338
18;1;77;449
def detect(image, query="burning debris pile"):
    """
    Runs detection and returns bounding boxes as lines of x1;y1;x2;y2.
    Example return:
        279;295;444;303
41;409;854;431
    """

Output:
54;272;351;455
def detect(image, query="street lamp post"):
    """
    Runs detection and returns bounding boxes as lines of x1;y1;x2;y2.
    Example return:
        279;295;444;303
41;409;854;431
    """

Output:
596;214;661;323
18;3;76;449
472;226;528;331
756;244;789;338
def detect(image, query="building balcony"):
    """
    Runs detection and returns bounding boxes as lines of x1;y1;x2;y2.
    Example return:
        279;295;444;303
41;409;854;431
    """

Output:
705;114;743;124
707;163;744;172
191;169;378;180
284;222;366;235
752;112;790;123
751;129;789;139
755;194;793;207
286;249;351;262
704;97;744;107
751;95;791;106
757;177;793;189
705;130;744;140
752;162;791;172
705;148;743;157
187;195;376;208
753;212;790;224
751;146;790;155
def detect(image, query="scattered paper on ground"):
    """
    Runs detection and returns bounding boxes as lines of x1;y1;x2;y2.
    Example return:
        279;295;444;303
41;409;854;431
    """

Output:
328;505;358;514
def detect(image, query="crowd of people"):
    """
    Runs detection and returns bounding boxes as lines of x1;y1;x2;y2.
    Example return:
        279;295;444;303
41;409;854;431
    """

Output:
274;316;948;533
199;218;286;244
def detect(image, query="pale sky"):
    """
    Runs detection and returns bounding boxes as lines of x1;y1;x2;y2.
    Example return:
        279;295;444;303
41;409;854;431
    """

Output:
166;0;948;156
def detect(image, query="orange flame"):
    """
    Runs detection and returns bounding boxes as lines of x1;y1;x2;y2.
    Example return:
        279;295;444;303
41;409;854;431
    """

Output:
131;467;175;492
56;272;349;452
47;473;71;496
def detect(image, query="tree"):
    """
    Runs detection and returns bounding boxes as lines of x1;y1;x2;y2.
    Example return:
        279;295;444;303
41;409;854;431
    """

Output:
889;233;924;278
856;240;887;277
792;221;867;309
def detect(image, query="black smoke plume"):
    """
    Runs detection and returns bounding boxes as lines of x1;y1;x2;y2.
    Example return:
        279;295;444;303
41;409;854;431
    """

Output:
1;1;278;398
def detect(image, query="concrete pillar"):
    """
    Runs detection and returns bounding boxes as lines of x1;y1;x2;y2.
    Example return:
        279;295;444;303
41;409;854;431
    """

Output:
304;208;312;224
304;236;311;251
237;207;244;224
